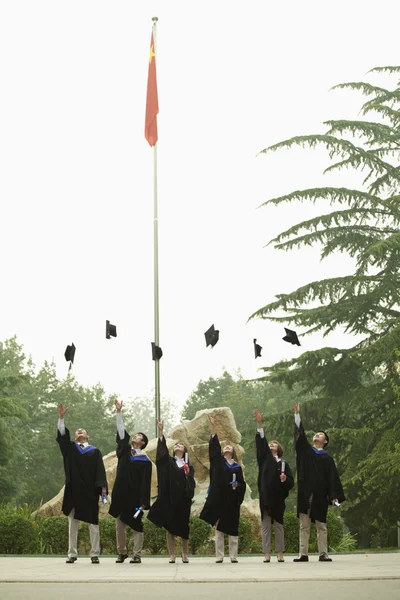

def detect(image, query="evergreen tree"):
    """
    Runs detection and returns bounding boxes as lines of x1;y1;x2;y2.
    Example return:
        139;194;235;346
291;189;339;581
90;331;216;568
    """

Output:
250;67;400;546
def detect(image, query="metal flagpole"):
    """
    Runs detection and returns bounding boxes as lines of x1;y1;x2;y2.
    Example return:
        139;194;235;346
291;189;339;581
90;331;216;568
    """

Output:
152;16;161;438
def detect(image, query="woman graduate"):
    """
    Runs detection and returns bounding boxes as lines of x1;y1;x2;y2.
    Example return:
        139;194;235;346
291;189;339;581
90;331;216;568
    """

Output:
147;419;196;563
254;409;294;562
200;414;246;563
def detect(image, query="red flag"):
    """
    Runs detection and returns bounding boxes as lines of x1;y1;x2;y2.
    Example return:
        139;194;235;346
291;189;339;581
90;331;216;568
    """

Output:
145;33;159;146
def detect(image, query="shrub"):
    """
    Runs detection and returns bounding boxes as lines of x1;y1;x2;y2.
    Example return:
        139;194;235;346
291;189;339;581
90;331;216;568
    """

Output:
143;519;168;554
39;516;68;554
238;517;254;553
189;516;211;554
0;506;39;554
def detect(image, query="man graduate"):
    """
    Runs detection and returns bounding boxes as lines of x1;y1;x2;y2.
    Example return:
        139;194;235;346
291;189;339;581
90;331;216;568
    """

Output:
109;399;152;564
57;403;108;564
292;401;345;562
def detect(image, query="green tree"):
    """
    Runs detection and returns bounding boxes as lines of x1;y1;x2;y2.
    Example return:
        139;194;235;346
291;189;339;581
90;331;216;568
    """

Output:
250;66;400;546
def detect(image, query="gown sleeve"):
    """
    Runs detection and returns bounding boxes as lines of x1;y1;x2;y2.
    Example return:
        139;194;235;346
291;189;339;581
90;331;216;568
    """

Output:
282;460;295;495
294;415;311;454
327;456;345;503
185;464;196;500
56;427;72;456
234;465;246;505
156;435;170;465
139;459;153;509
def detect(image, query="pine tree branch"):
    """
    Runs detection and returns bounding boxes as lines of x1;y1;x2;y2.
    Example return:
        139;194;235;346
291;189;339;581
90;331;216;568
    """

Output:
259;187;388;210
266;208;396;246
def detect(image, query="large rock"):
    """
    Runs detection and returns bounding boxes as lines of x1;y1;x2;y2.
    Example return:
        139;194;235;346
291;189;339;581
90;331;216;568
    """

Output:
36;407;258;522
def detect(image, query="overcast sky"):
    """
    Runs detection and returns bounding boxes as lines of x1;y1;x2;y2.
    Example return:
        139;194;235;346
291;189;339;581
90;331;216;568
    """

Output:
0;1;398;413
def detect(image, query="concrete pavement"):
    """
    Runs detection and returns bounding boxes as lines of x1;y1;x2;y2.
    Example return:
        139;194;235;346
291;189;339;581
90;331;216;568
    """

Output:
0;553;399;583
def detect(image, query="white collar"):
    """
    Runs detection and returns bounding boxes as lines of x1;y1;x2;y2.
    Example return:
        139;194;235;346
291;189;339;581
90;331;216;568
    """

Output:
76;441;89;448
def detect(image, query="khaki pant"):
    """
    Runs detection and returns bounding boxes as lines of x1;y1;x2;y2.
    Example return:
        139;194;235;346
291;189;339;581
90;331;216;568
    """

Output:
166;532;189;557
215;529;238;560
68;509;100;558
299;512;328;556
261;515;284;553
116;516;144;558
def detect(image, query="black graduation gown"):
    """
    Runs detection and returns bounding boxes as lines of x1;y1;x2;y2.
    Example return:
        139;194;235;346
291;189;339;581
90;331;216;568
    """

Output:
295;420;345;522
57;428;108;525
109;431;152;532
200;434;246;537
147;436;196;539
256;432;294;524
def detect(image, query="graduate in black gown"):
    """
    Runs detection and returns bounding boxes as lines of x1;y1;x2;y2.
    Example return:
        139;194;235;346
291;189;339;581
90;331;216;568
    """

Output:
200;414;246;563
56;403;108;564
292;401;345;562
254;409;294;562
109;399;152;564
147;419;196;563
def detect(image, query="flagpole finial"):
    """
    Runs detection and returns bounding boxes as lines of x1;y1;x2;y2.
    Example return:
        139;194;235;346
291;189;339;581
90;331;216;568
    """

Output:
152;16;158;22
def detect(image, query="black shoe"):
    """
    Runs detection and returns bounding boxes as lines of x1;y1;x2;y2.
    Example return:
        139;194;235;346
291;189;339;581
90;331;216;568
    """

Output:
263;558;270;563
91;557;100;564
169;559;176;563
66;557;77;564
115;554;128;563
182;558;189;563
130;556;141;563
293;555;309;562
215;559;223;563
278;559;285;562
230;558;238;563
319;553;332;562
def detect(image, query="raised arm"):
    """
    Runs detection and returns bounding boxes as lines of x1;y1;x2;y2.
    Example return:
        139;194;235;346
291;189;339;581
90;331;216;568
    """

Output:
254;409;269;466
57;403;68;435
207;415;222;461
155;419;169;463
115;398;125;440
293;401;309;452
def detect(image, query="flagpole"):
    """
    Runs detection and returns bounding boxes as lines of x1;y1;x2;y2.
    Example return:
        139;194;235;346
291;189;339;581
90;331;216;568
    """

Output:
152;16;161;438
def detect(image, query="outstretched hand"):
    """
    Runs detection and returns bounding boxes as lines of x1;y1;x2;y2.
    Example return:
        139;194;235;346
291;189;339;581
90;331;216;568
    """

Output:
58;403;68;419
115;398;123;412
254;409;263;425
292;401;301;414
156;419;164;437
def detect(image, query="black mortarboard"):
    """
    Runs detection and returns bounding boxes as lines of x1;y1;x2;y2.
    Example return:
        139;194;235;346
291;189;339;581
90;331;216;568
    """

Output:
282;327;300;346
151;343;163;360
106;320;117;339
204;324;219;348
64;343;76;371
253;338;262;358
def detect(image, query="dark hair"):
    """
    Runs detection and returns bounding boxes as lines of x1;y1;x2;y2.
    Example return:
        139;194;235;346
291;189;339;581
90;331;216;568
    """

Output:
136;432;148;449
319;431;329;447
172;442;188;457
270;440;284;458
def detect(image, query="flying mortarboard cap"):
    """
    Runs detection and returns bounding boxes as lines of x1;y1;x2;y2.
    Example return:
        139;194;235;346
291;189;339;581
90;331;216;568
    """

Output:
204;324;219;348
151;343;163;361
253;338;262;358
106;320;117;339
64;343;76;372
282;327;300;346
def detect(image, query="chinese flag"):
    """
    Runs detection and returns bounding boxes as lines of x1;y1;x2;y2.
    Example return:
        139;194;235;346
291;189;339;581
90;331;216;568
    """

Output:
145;33;159;146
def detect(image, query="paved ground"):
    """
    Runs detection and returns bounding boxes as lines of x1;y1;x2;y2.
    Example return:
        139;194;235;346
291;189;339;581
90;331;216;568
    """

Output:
0;554;399;599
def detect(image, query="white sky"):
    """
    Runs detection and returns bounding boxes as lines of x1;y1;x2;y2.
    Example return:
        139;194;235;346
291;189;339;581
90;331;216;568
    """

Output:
0;1;398;412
